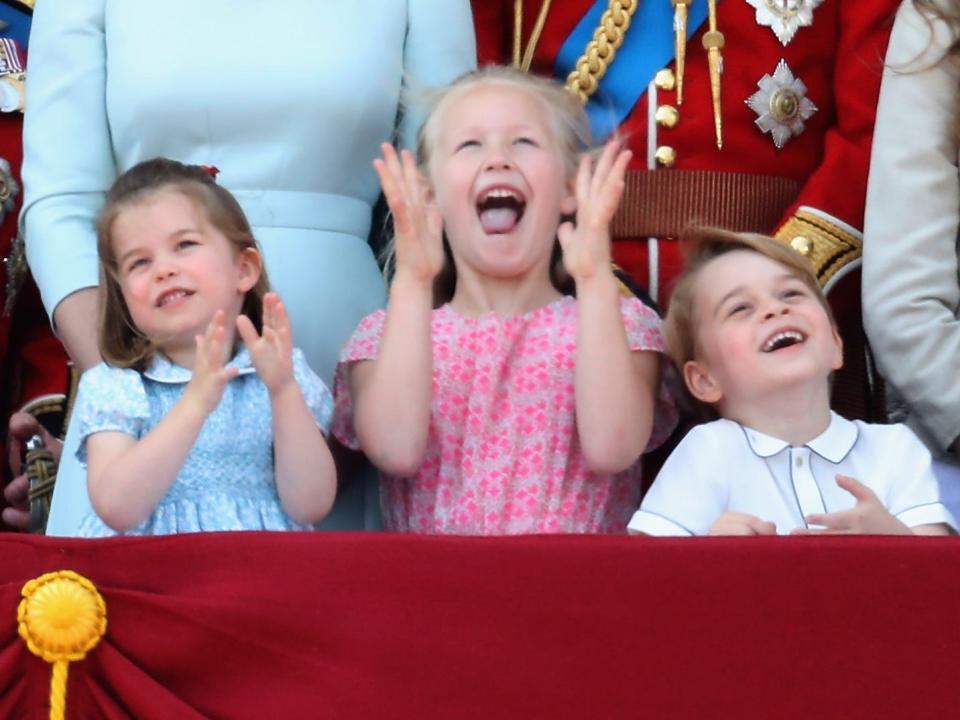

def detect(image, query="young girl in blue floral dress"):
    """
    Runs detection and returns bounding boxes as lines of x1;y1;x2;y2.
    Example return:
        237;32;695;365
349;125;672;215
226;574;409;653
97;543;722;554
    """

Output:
72;158;336;536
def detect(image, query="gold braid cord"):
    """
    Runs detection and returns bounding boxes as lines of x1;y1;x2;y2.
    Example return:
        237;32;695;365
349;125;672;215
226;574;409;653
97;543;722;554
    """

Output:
565;0;639;103
774;209;863;289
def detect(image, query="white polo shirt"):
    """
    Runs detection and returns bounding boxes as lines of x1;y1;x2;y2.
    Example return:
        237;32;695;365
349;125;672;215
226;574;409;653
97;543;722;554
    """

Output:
629;413;960;536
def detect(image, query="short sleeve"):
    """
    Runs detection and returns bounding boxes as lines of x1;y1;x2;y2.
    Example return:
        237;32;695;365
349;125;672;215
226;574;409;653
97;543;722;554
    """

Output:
620;297;679;452
331;310;387;449
881;424;959;531
72;363;150;464
628;424;728;536
291;348;334;434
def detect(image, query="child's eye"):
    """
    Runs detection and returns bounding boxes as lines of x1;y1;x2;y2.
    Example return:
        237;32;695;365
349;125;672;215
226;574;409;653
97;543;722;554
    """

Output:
177;239;198;250
782;288;806;300
455;139;480;152
125;257;149;273
728;303;751;317
514;136;538;147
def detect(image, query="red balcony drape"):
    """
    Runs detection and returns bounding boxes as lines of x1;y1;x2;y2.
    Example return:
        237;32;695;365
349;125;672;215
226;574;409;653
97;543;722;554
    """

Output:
1;533;957;719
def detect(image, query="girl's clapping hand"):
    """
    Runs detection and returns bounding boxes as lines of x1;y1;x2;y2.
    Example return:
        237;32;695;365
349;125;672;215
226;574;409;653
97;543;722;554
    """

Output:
374;143;444;285
558;140;632;283
184;310;238;416
237;292;295;396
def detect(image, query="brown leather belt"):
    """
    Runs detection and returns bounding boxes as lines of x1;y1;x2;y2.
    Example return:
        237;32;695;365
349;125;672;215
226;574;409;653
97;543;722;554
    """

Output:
611;169;802;239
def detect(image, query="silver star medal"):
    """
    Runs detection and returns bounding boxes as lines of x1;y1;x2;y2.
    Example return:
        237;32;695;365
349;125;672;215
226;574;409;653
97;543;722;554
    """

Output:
746;59;818;149
745;0;824;46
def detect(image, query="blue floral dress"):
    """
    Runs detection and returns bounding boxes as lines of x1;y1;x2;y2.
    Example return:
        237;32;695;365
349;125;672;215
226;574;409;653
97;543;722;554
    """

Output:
73;348;333;536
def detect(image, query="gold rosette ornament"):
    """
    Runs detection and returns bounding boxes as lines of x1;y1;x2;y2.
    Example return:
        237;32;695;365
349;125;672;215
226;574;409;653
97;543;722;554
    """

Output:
18;571;107;720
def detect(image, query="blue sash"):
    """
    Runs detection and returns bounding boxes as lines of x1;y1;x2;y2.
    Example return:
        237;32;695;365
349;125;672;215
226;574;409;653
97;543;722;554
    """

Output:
555;0;711;141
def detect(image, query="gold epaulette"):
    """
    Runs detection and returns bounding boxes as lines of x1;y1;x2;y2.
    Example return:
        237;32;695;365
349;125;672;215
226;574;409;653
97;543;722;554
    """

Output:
774;208;862;290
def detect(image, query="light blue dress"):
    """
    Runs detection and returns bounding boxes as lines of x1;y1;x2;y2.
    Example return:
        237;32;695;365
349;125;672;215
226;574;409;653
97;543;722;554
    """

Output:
74;349;332;537
20;1;477;535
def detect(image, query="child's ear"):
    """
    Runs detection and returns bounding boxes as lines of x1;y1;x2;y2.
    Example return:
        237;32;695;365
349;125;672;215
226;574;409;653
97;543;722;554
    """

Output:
236;248;262;293
830;323;844;371
683;359;723;405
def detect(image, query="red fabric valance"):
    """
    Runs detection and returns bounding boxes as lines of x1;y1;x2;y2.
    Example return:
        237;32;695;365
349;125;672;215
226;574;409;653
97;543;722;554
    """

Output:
1;533;957;718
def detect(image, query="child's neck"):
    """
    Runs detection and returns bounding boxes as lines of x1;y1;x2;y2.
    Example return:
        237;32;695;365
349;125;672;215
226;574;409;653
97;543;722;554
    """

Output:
159;331;237;370
449;272;563;317
721;379;834;447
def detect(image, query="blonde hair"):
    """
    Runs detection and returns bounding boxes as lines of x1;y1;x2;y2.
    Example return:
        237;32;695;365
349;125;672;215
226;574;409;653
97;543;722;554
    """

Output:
97;158;270;370
387;66;593;305
665;227;834;370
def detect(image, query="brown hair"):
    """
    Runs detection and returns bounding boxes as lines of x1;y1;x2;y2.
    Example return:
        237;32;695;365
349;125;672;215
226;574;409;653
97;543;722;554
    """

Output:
664;227;833;370
910;0;960;143
97;157;270;370
386;65;593;305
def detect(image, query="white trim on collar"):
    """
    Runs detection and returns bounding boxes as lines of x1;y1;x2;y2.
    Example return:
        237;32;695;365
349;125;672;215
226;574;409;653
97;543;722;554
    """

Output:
739;412;858;463
142;347;257;383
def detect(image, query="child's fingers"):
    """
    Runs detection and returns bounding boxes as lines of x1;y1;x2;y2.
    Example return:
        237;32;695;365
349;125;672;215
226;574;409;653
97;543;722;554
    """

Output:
235;313;259;348
263;292;277;330
272;300;293;356
556;221;575;253
575;153;592;205
590;140;620;195
804;510;852;531
835;474;874;503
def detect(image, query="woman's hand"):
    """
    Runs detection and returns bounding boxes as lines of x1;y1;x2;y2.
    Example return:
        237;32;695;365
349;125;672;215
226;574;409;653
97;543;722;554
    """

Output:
558;140;632;283
373;143;444;286
237;293;295;396
182;310;238;416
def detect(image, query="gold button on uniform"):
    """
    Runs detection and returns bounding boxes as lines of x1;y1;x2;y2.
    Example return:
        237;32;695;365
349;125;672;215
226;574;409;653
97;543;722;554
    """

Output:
654;68;676;91
655;105;679;128
790;235;814;256
655;146;677;167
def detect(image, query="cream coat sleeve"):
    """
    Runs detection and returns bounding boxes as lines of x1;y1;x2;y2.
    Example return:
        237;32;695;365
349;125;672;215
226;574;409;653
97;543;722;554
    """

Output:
863;0;960;453
20;0;113;322
399;0;477;151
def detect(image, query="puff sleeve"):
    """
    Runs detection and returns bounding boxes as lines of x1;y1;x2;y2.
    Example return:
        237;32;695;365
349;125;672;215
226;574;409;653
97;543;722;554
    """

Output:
72;363;150;463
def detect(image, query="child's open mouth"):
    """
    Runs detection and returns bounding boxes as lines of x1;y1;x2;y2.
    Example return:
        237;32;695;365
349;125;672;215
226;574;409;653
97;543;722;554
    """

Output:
156;289;195;308
761;329;805;352
476;187;526;234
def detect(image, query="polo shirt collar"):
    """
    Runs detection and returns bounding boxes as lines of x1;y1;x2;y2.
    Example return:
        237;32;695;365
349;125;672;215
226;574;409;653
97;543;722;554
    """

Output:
142;347;257;384
740;412;858;463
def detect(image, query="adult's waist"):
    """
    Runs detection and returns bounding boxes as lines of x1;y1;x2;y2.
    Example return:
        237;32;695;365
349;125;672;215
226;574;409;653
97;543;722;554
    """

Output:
612;170;802;239
232;190;372;238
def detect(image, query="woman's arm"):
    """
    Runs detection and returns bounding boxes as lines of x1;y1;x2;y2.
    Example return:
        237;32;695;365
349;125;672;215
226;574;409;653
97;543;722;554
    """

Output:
863;0;960;453
21;0;114;368
399;0;477;150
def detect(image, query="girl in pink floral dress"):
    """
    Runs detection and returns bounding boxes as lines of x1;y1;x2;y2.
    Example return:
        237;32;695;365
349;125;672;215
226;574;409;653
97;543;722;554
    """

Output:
333;67;676;534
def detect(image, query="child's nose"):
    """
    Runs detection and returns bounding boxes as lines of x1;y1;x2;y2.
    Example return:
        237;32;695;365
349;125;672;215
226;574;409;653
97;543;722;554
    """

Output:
763;301;790;320
154;259;178;280
484;145;513;170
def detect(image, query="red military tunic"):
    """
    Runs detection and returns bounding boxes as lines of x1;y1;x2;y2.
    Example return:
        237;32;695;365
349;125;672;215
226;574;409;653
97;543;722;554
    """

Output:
473;0;897;418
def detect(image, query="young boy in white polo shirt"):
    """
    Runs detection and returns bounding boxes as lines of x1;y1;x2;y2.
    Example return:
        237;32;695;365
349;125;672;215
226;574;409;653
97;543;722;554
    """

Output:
629;229;958;536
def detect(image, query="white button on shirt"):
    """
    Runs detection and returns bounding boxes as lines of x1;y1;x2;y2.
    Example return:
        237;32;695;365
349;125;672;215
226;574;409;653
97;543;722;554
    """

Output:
629;413;960;536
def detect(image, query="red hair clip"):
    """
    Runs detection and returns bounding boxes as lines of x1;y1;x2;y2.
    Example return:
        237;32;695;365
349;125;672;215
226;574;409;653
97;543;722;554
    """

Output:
199;165;220;179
